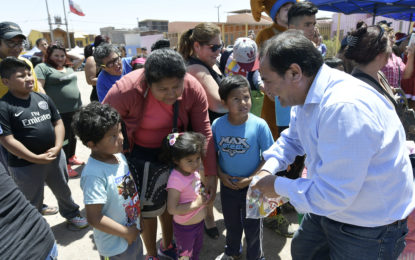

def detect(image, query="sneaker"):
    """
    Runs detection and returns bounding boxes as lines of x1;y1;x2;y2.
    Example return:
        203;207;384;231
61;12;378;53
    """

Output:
67;165;79;178
68;155;85;165
157;241;177;260
41;205;58;215
145;256;159;260
215;253;242;260
67;215;89;229
264;214;296;238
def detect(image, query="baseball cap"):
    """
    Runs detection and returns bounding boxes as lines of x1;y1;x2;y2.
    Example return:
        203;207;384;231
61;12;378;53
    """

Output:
0;22;25;40
233;37;259;71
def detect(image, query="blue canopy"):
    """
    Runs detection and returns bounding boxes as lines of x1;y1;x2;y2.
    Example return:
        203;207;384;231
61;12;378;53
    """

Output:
312;0;415;21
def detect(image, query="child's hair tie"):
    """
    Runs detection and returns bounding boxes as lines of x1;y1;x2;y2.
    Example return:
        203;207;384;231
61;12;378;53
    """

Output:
167;133;182;146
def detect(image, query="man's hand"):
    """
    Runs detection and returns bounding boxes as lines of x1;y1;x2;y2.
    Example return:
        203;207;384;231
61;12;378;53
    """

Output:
251;173;280;198
256;170;271;179
124;226;140;245
204;175;217;204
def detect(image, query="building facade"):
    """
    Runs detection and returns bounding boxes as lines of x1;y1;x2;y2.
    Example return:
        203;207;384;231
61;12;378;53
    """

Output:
139;19;168;33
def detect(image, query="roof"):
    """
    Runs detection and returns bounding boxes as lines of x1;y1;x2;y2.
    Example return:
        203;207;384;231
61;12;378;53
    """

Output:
226;13;272;24
227;9;252;14
168;21;204;33
139;19;169;23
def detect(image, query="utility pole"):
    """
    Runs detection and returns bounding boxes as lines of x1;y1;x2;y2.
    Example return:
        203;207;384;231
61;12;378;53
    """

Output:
215;5;221;23
62;0;71;50
45;0;54;43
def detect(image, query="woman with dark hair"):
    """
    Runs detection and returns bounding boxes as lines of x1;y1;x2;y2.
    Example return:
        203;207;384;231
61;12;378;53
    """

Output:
34;43;83;177
103;48;217;260
83;35;110;101
345;21;415;260
345;21;414;99
179;22;227;124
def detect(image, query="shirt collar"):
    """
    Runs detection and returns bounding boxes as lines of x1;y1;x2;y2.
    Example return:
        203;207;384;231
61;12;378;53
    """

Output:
304;64;329;105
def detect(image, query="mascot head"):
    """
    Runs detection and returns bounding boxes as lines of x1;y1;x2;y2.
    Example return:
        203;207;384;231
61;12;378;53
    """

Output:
251;0;298;23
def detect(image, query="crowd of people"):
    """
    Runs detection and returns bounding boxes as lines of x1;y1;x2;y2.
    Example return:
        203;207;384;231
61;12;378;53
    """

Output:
0;0;415;259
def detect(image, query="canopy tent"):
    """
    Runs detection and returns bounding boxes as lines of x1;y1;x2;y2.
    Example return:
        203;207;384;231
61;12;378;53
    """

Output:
312;0;415;22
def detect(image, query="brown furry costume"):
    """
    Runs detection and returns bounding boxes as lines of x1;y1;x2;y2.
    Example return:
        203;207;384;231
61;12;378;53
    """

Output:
251;0;296;140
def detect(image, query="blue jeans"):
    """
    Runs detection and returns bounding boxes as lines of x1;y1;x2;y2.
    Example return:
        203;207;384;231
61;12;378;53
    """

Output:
220;184;263;260
291;213;408;260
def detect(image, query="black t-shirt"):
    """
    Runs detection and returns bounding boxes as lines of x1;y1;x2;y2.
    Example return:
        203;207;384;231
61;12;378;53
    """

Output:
0;92;61;166
187;57;226;123
0;161;55;259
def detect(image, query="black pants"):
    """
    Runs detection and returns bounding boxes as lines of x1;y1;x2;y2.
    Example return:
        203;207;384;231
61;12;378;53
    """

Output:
90;85;98;102
221;184;263;259
60;111;77;162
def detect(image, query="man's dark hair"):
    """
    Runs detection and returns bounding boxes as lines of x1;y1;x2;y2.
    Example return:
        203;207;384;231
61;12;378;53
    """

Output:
72;101;121;146
324;57;344;69
261;30;323;77
93;43;120;67
30;55;42;68
218;75;250;101
144;48;186;85
35;38;47;47
0;57;30;79
287;1;318;26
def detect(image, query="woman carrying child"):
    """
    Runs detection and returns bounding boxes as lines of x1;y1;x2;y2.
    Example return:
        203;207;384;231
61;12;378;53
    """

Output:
161;132;208;260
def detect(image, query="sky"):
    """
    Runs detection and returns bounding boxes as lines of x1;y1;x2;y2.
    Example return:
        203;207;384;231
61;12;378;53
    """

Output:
1;0;333;35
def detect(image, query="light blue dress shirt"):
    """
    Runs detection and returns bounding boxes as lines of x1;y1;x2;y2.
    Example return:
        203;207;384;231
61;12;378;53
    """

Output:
262;64;415;227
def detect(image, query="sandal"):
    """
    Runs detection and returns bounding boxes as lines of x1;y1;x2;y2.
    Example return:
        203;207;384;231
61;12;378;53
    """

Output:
204;224;219;239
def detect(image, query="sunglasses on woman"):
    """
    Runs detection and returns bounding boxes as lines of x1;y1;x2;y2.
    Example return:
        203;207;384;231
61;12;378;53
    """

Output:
206;43;223;52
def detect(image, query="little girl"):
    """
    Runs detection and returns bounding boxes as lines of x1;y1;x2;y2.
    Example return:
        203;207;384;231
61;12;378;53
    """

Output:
160;132;208;260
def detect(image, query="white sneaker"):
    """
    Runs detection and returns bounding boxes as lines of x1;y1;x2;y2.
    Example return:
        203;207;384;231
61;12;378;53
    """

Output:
67;215;89;229
215;253;241;260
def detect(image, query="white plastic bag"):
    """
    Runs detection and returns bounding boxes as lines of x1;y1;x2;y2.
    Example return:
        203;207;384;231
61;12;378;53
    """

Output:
246;175;289;219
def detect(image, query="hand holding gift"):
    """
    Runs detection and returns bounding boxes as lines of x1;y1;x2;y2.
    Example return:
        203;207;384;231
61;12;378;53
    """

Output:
246;175;289;219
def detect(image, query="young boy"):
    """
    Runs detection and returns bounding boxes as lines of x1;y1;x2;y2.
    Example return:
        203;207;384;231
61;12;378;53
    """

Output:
72;102;143;260
212;75;274;260
0;57;87;228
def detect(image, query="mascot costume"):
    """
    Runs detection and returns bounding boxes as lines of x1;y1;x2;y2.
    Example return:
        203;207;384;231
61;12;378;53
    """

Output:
251;0;296;140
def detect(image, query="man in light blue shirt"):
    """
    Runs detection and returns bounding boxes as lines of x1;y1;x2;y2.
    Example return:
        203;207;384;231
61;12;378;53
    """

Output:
254;30;415;260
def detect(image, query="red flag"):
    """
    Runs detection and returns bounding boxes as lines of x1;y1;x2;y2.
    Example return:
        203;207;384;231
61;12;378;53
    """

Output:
69;0;85;16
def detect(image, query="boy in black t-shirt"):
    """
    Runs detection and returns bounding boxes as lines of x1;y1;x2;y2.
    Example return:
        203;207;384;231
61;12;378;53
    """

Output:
0;57;88;229
0;160;57;259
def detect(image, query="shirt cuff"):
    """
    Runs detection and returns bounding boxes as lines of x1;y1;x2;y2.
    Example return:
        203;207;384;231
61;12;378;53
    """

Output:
261;157;280;174
274;176;294;198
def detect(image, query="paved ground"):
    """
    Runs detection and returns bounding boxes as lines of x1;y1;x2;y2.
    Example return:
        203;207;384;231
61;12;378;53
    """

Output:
42;71;299;259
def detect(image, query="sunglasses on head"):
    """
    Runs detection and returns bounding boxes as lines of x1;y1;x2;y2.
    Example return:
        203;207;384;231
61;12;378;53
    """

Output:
375;25;385;43
206;43;223;52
